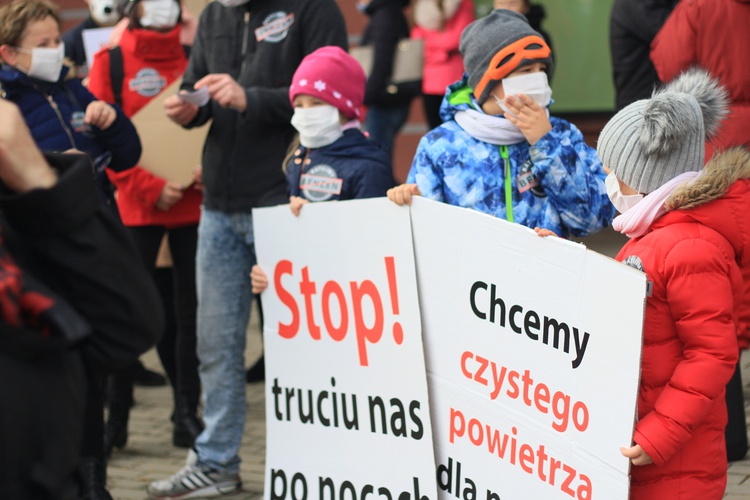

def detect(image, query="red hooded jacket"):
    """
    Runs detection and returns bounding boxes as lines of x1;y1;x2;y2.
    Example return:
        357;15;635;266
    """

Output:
651;0;750;155
88;26;202;228
615;149;750;499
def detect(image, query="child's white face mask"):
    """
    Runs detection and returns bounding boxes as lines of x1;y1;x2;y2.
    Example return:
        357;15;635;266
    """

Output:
605;172;643;214
291;105;343;149
496;71;552;116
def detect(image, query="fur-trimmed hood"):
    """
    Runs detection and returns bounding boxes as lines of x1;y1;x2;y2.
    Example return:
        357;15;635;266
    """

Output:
667;147;750;210
659;147;750;264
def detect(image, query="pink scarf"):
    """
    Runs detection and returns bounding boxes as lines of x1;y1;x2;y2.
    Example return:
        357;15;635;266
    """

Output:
613;172;701;238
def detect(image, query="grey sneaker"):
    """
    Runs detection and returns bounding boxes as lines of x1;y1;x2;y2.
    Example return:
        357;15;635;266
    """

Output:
147;460;241;499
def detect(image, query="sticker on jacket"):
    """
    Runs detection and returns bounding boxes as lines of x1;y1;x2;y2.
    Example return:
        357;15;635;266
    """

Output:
129;68;167;97
623;255;652;297
300;164;343;202
517;159;545;197
255;12;295;43
70;110;94;137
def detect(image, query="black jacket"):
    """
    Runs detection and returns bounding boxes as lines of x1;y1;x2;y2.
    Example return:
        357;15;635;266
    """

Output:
361;0;414;107
0;153;162;499
609;0;678;110
526;4;554;80
62;16;98;79
181;0;348;213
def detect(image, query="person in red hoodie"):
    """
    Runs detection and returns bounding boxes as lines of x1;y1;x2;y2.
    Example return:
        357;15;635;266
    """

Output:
87;0;203;455
410;0;474;130
597;68;747;499
650;0;750;462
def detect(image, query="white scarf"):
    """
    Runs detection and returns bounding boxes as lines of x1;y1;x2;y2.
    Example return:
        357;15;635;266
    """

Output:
613;171;701;238
454;109;529;145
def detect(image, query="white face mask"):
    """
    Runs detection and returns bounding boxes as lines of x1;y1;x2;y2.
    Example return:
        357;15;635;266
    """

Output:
89;0;121;26
15;43;65;82
291;105;343;149
605;172;643;214
216;0;250;7
497;71;552;116
140;0;181;29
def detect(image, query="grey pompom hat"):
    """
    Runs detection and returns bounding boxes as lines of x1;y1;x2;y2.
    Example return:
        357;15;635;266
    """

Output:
597;68;729;194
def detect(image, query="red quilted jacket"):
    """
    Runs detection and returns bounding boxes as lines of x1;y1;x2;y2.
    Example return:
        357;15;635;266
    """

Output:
616;149;750;499
651;0;750;155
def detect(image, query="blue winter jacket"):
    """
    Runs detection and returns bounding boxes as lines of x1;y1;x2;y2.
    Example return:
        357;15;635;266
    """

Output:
0;64;141;172
406;78;615;238
286;128;394;202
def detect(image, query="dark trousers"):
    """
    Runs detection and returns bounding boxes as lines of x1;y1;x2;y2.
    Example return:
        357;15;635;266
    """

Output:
725;360;748;461
109;224;200;415
422;93;445;131
0;348;86;500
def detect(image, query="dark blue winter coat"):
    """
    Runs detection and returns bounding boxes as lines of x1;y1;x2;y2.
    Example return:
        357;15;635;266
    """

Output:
286;128;394;202
0;64;141;172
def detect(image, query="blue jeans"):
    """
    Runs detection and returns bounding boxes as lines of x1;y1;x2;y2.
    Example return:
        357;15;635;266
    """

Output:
364;104;410;153
194;208;255;473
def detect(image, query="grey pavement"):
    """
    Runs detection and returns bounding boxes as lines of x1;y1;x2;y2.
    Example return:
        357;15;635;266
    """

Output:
107;227;750;499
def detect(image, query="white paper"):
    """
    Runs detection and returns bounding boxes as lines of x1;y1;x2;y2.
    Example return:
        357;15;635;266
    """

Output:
82;27;114;68
176;86;210;107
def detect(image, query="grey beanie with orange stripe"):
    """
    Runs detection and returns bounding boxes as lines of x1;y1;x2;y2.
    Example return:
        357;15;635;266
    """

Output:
460;9;553;105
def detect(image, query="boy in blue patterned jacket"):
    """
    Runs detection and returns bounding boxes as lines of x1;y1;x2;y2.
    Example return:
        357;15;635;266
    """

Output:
388;9;615;238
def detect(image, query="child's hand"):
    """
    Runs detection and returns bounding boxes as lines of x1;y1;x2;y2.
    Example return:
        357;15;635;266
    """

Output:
503;94;552;146
85;101;117;130
290;196;309;216
250;265;269;295
387;183;421;206
155;182;184;211
620;444;653;466
534;227;559;238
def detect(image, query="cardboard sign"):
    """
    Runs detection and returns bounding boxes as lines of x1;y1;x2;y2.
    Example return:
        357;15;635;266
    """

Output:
409;197;645;500
129;79;209;186
254;199;438;500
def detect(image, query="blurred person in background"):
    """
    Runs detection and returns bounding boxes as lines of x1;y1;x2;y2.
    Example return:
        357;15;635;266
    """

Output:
87;0;204;457
0;99;161;500
358;0;418;157
609;0;677;110
0;1;144;496
147;0;348;496
411;0;474;130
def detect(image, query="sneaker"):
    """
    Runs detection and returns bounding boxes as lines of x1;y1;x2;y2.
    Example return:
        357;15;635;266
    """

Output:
147;460;241;499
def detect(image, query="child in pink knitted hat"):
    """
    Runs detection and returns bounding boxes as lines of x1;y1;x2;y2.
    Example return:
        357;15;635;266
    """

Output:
250;46;394;292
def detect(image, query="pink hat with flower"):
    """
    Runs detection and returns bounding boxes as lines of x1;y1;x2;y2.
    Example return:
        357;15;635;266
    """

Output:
289;46;366;119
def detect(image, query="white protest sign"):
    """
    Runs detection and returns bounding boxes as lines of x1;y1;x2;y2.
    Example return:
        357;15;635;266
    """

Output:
409;197;645;500
254;198;437;500
82;27;114;69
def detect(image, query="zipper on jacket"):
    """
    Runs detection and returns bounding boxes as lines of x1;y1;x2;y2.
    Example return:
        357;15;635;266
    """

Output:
44;92;78;150
239;11;251;80
500;145;514;223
